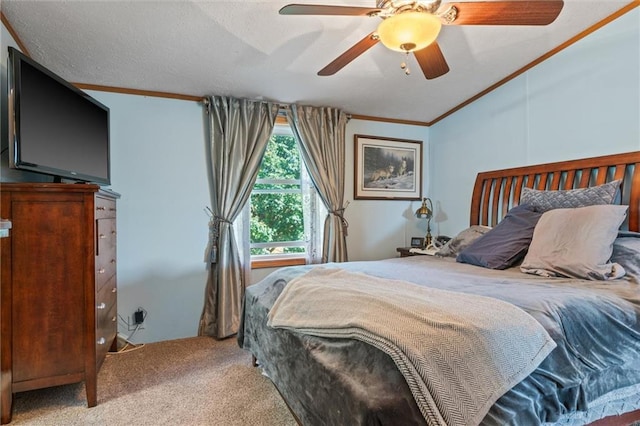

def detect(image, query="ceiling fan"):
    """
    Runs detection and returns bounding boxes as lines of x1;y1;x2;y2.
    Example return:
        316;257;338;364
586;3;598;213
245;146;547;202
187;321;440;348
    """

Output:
279;0;564;79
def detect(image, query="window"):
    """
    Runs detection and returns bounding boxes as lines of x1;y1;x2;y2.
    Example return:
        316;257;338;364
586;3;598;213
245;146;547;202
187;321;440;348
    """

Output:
248;122;324;268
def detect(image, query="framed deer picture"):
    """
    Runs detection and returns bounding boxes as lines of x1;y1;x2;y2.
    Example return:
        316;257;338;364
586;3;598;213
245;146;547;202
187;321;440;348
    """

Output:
354;135;422;200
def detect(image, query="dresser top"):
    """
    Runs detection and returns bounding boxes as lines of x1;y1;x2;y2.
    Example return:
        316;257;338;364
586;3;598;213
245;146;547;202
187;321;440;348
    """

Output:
1;183;120;198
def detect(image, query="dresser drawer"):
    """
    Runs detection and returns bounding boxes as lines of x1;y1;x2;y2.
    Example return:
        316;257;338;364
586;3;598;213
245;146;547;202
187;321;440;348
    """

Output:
96;275;117;367
95;197;116;219
96;218;116;257
96;254;116;291
97;275;117;310
96;219;116;290
96;302;117;367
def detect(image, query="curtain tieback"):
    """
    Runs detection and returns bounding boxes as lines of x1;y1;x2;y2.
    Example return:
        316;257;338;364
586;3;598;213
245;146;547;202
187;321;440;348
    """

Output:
330;208;349;236
209;216;233;264
212;216;233;240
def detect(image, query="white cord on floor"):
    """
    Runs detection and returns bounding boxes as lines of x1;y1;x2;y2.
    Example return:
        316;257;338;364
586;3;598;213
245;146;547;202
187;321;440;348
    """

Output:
108;329;145;355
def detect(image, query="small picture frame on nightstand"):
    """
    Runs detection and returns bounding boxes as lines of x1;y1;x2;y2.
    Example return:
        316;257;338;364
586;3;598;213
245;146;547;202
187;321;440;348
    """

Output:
410;237;424;248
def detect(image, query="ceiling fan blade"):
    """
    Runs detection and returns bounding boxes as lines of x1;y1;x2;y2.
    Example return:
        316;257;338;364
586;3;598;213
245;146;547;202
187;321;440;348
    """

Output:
318;32;379;76
414;42;450;80
279;4;380;16
445;1;564;25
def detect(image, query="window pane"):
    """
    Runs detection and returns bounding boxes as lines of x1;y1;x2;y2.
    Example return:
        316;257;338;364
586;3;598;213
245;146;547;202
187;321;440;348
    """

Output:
250;192;304;253
254;182;300;191
250;129;308;257
250;246;306;256
257;134;300;180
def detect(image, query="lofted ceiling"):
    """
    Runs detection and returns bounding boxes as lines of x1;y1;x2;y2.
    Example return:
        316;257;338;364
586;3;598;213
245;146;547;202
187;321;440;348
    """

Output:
1;0;636;124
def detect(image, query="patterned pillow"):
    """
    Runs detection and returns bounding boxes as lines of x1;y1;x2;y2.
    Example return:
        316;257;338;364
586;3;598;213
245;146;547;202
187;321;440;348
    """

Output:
436;225;491;258
520;179;621;212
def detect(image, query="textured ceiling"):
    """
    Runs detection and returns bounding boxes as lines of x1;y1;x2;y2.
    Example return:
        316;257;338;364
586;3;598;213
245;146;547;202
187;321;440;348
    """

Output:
1;0;635;124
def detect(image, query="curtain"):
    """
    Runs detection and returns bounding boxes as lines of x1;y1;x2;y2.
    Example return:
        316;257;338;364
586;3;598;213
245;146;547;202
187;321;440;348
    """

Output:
286;105;349;263
199;95;278;339
301;165;326;264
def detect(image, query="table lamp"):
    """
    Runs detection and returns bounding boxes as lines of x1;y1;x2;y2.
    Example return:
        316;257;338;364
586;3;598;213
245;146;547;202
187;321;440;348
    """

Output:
415;197;433;249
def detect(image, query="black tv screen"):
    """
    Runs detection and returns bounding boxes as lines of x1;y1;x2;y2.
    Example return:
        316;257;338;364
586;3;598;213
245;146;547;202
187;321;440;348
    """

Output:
8;47;110;185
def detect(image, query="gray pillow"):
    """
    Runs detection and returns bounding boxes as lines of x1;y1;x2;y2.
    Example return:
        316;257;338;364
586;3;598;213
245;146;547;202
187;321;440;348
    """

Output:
435;225;491;258
611;237;640;284
456;204;543;269
520;179;621;212
520;204;628;280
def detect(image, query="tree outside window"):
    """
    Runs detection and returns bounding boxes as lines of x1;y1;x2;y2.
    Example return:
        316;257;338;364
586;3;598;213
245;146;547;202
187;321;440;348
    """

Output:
250;126;307;256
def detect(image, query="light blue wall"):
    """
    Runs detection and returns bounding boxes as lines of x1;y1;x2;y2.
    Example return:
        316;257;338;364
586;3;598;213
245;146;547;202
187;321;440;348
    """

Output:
86;91;210;343
429;8;640;237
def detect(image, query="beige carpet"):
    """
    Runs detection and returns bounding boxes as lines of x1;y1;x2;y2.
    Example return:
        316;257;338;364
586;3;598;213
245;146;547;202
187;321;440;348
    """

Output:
9;337;297;425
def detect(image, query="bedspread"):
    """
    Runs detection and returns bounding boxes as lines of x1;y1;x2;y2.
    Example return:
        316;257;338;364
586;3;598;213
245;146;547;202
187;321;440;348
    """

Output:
238;256;640;425
268;267;556;426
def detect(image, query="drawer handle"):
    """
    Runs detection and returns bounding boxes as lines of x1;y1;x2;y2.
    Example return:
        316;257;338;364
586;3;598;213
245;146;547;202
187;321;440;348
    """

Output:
97;206;106;211
97;337;106;345
99;234;106;239
110;259;116;264
97;302;106;310
111;231;116;236
111;287;117;293
109;208;116;211
112;316;117;322
98;268;106;274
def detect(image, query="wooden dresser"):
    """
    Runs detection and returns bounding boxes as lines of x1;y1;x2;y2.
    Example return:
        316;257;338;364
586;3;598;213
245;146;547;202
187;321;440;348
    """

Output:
0;183;120;424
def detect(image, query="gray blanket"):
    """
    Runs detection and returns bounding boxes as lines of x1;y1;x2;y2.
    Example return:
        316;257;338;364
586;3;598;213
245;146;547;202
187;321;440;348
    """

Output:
239;256;640;425
268;267;556;426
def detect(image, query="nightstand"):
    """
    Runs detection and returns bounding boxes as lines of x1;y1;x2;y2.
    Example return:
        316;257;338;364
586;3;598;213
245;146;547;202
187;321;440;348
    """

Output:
396;247;426;257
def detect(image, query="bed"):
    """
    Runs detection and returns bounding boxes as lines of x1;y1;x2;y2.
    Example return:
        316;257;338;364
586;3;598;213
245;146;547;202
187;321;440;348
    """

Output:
238;151;640;426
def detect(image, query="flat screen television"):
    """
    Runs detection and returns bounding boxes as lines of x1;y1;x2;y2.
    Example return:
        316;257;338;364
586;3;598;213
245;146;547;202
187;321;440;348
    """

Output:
7;46;110;185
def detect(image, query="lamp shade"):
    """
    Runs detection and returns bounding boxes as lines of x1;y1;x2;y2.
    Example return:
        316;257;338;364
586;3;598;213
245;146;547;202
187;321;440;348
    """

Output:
377;11;442;53
415;197;433;219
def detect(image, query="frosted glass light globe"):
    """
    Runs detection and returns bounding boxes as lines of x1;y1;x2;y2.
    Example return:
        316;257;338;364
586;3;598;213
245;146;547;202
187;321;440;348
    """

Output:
377;11;442;52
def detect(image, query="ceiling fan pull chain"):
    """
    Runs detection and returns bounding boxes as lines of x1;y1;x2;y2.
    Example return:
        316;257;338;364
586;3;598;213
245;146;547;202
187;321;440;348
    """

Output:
400;51;411;76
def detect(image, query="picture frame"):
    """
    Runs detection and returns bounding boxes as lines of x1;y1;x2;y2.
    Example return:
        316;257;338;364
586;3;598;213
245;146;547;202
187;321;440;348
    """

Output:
410;237;424;248
354;134;422;200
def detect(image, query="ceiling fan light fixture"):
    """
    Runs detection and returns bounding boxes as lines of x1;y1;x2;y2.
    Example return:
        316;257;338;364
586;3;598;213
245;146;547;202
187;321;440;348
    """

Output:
377;11;442;53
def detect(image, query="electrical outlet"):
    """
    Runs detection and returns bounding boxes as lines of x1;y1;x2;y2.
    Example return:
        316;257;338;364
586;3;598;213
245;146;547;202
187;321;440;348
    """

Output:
126;307;146;330
134;309;144;325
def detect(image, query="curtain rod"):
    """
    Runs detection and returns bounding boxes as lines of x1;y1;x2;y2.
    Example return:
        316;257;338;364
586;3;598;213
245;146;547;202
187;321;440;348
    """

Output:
200;97;286;108
201;98;351;119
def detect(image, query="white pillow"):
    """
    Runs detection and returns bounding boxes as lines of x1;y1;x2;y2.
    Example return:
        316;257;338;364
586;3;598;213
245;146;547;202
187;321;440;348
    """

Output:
520;205;628;280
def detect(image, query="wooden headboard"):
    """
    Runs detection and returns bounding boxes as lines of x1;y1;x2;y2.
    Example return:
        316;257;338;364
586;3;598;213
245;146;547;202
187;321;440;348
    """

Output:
470;151;640;232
